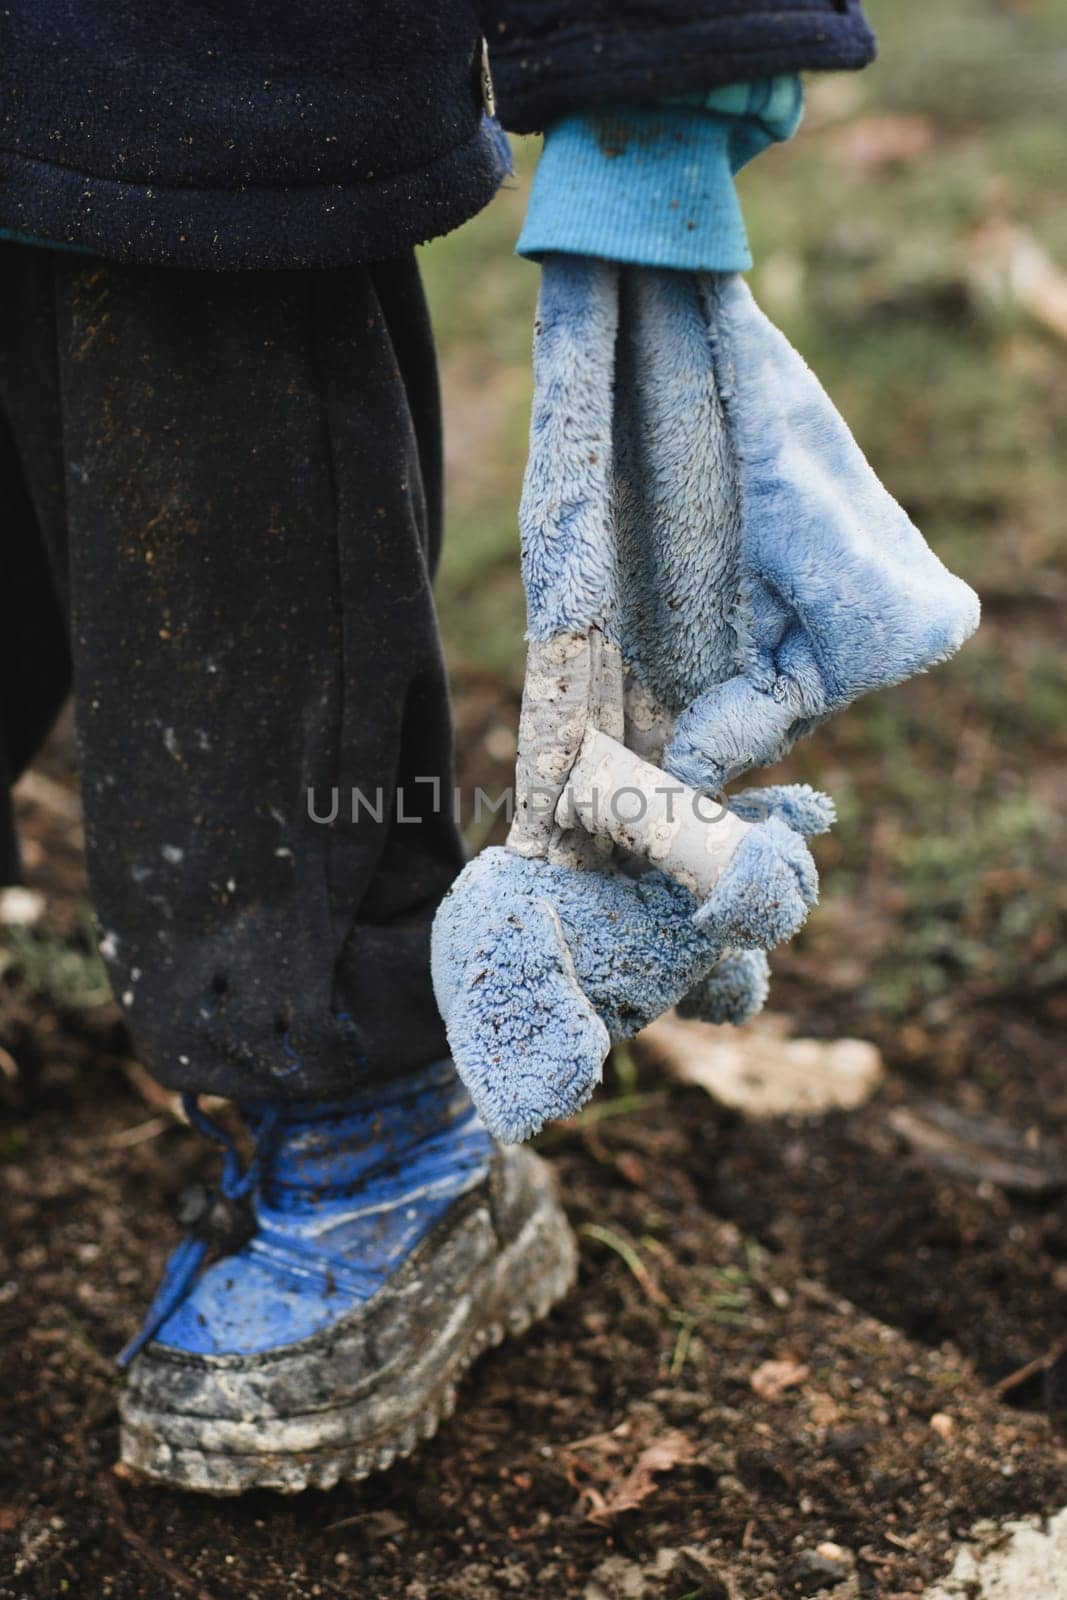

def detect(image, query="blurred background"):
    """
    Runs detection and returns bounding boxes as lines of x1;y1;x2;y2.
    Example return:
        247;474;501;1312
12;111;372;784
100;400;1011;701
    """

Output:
2;2;1065;1594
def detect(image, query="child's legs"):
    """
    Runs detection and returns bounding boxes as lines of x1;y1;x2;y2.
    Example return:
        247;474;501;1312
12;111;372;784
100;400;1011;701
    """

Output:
0;244;465;1099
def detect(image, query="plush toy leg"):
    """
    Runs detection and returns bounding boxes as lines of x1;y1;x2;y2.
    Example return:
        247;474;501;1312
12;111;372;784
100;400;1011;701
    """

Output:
431;860;610;1144
677;950;770;1026
433;845;719;1141
675;786;832;1022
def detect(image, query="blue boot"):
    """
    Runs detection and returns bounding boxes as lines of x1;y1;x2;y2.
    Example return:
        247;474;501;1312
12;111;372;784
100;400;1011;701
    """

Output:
118;1063;576;1493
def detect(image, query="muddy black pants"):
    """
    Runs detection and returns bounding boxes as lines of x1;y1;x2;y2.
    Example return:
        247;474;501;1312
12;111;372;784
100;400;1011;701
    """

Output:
0;242;465;1098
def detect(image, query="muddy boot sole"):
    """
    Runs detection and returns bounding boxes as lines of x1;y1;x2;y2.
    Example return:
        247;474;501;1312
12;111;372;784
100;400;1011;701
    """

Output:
118;1147;576;1494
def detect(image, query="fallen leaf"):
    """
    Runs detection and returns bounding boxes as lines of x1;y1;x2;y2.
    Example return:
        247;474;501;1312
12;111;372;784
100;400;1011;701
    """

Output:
966;221;1067;343
807;1390;843;1428
564;1416;696;1525
584;1431;696;1524
639;1011;883;1118
750;1358;811;1401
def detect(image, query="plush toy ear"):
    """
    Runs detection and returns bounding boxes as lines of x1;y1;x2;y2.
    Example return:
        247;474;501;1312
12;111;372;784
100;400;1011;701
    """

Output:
665;274;980;792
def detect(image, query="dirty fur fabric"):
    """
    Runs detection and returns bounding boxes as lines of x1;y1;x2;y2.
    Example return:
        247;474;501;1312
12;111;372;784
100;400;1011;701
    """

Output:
665;272;982;790
432;786;832;1144
521;259;980;750
677;948;770;1026
432;257;979;1143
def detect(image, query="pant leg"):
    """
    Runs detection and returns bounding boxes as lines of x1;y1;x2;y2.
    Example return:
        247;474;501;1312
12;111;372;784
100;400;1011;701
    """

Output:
0;243;465;1099
0;417;72;882
0;248;72;882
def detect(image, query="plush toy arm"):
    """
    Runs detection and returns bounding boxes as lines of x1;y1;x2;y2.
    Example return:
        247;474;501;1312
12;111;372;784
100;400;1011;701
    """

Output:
678;949;770;1026
519;256;618;642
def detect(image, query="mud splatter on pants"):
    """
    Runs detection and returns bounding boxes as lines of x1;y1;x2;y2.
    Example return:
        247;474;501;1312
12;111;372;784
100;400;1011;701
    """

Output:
0;242;465;1097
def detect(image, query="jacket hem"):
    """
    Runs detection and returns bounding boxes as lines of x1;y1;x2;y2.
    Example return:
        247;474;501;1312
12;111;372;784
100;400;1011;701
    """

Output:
0;118;510;270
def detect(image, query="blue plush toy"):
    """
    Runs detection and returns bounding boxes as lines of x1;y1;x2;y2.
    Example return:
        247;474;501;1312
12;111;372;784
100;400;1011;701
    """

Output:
431;254;980;1145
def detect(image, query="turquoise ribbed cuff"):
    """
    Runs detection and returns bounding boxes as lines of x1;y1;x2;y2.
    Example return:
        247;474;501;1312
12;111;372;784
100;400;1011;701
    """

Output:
517;76;803;272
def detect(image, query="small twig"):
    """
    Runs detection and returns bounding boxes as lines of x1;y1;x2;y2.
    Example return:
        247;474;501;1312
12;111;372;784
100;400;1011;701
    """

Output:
120;1059;185;1118
534;1090;668;1148
120;1060;227;1122
668;1314;696;1378
102;1114;170;1150
991;1339;1067;1400
100;1472;218;1600
561;1424;629;1453
568;1090;669;1128
580;1223;672;1309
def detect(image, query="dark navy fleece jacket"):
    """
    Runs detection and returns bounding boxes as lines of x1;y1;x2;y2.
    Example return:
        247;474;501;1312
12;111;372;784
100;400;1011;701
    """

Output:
0;2;876;270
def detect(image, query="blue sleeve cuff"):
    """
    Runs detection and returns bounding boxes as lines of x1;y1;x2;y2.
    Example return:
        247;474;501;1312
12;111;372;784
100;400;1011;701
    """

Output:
675;75;805;161
517;77;803;272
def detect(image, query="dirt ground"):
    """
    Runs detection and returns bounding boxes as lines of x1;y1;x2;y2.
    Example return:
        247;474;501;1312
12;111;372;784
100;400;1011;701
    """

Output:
2;714;1065;1600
